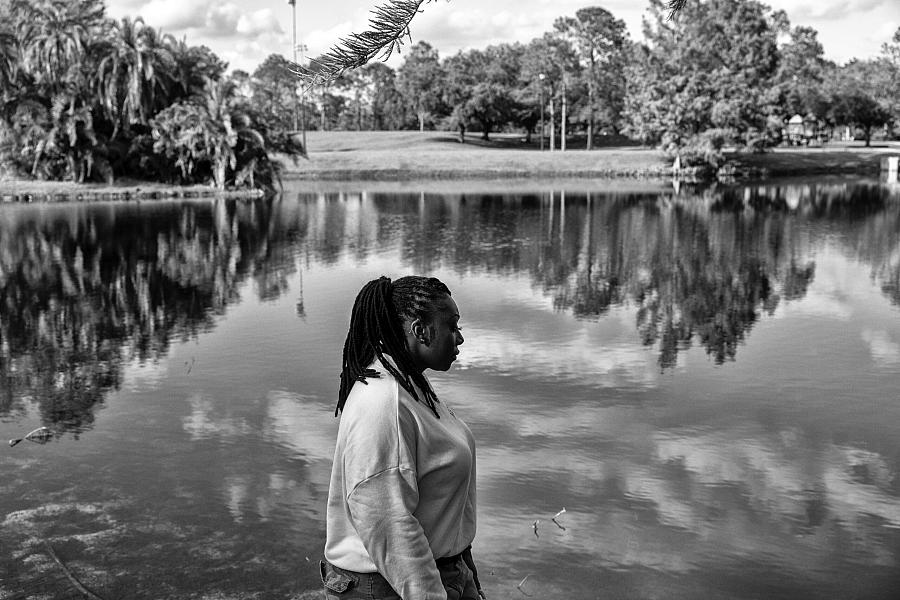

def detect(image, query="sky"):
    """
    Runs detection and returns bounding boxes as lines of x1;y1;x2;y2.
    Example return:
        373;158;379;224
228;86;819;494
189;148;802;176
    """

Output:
104;0;900;74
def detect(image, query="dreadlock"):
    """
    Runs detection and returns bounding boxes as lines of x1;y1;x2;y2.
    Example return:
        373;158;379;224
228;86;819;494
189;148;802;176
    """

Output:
337;275;452;418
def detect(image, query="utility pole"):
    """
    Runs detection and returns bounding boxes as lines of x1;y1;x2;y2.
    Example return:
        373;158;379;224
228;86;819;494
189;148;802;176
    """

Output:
538;73;545;151
298;43;308;152
561;75;567;152
288;0;307;151
549;91;555;152
288;0;299;132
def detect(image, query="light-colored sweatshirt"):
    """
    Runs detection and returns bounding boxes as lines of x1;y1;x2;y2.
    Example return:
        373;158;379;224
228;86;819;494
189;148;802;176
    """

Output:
324;361;477;600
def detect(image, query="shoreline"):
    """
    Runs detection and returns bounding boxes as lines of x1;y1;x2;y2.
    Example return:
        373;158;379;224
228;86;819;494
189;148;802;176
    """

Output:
0;180;265;203
2;132;898;201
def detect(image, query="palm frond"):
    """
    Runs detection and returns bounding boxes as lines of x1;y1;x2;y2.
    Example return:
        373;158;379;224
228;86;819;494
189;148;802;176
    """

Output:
296;0;438;85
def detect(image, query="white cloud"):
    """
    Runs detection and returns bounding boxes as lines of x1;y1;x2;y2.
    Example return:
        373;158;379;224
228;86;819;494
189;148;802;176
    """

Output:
140;0;208;30
206;4;243;38
304;21;355;59
861;328;900;367
105;0;897;72
783;0;890;21
237;9;283;37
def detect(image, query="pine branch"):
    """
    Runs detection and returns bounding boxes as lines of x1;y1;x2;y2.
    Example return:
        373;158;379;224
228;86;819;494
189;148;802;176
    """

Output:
296;0;439;85
667;0;688;20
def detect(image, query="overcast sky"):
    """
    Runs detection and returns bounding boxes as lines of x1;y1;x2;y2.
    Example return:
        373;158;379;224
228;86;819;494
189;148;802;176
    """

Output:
104;0;900;73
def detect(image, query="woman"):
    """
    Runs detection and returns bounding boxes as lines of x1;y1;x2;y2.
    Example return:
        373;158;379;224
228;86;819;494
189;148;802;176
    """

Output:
320;276;484;600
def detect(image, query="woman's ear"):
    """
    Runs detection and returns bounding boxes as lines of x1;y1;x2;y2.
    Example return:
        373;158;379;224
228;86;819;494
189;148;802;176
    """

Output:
408;319;429;346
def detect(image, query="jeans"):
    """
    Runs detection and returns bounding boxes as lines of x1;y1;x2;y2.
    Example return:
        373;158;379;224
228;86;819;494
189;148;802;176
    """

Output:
320;557;481;600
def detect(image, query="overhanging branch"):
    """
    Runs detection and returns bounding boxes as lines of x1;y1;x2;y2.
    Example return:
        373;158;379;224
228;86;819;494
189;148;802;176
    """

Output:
296;0;440;85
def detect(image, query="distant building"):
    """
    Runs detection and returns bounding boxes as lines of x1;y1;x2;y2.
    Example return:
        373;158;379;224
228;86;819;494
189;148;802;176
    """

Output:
785;114;822;146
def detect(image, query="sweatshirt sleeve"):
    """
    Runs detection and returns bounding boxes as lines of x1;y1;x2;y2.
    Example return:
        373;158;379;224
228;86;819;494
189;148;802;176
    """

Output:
347;467;447;600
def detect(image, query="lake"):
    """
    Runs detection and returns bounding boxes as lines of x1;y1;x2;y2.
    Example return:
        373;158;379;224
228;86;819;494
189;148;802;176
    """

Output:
2;178;899;599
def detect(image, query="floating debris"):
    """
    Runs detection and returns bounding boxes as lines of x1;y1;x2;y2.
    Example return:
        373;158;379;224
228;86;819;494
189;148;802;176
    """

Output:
551;507;567;530
43;540;107;600
8;427;53;447
516;575;532;596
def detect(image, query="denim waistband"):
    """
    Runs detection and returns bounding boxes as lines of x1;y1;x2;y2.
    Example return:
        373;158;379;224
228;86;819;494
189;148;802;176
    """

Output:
322;545;484;600
435;549;465;567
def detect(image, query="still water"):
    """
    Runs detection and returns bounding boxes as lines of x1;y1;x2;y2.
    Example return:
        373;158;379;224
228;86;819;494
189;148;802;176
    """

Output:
1;179;900;599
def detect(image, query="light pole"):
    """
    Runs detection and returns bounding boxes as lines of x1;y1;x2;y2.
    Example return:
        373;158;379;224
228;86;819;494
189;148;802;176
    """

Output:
538;73;545;151
297;43;308;153
288;0;299;132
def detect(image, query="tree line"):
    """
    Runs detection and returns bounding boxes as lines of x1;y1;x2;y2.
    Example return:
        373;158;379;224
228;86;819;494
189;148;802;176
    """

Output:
1;0;899;188
293;0;898;158
0;0;304;190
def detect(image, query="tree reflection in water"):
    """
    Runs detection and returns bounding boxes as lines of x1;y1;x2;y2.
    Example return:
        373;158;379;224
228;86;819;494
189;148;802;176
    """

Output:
1;181;897;432
0;199;304;434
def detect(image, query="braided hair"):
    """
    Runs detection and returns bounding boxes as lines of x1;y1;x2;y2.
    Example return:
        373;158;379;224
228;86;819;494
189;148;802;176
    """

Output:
337;275;452;418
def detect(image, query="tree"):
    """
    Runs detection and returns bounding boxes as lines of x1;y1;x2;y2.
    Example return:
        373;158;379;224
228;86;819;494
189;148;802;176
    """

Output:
441;50;476;142
296;0;692;86
880;27;900;131
623;0;782;153
150;78;236;189
170;40;227;102
13;0;105;93
361;62;406;130
9;0;108;181
250;54;297;132
297;0;432;84
830;91;891;146
520;33;579;150
397;41;442;131
95;17;175;138
442;45;520;142
555;7;629;148
775;25;830;120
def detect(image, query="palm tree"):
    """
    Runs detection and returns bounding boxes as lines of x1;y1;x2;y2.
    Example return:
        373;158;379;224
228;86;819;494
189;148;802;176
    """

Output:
12;0;106;181
96;17;174;138
13;0;105;94
150;78;237;189
0;24;21;124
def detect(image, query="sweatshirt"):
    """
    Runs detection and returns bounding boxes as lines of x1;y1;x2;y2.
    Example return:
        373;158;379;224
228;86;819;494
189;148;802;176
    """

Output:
324;360;477;600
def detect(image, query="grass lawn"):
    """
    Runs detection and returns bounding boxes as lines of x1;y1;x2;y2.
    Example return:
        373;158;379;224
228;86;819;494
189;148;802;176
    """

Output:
2;132;897;200
287;131;672;179
727;143;898;177
289;131;899;181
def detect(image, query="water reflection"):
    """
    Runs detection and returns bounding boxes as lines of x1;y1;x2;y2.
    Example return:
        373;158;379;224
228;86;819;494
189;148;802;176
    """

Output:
0;200;300;433
2;182;899;430
2;180;900;598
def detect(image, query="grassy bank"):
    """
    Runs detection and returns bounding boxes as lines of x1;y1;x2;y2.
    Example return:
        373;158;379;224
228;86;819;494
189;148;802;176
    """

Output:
726;144;898;178
286;131;671;180
288;131;899;181
2;132;897;200
0;179;264;202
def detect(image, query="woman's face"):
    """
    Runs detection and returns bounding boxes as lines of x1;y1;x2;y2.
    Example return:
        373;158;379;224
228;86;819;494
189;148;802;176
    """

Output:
411;295;464;372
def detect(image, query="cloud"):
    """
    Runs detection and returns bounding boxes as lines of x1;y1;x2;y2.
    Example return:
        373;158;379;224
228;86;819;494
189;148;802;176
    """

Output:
861;328;900;367
117;1;283;41
305;21;356;58
786;0;892;21
140;0;208;31
237;9;283;37
411;5;562;54
205;4;242;38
